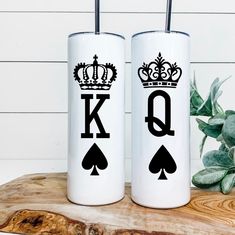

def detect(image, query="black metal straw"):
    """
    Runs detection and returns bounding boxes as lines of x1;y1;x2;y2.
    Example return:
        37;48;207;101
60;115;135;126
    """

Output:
165;0;172;33
95;0;100;34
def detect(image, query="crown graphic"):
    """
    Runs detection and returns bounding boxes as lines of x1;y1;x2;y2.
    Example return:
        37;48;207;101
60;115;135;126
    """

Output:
73;55;117;90
138;53;182;88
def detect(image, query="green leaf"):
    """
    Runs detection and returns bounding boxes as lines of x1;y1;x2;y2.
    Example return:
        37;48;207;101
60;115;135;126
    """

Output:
190;79;205;116
208;113;226;126
192;167;228;187
225;110;235;118
190;77;229;117
202;150;234;168
190;103;199;116
193;181;221;191
219;144;229;152
199;135;207;157
196;94;212;116
204;182;222;192
221;173;235;194
196;78;220;117
192;180;217;189
222;114;235;147
196;118;223;138
228;146;235;159
210;77;230;116
217;134;224;142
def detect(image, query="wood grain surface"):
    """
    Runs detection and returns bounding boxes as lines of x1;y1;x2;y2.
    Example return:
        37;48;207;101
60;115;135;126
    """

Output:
0;173;234;235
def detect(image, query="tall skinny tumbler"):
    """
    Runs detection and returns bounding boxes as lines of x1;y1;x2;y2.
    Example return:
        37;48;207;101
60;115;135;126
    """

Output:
68;32;125;205
132;31;190;208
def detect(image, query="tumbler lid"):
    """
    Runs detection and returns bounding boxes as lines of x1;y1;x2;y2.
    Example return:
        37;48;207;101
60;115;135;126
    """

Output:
132;30;190;38
69;31;125;40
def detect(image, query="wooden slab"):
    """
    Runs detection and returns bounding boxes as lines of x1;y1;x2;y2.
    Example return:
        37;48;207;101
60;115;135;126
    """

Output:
0;173;234;235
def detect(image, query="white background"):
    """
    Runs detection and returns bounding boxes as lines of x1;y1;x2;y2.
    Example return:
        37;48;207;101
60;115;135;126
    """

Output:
0;0;235;186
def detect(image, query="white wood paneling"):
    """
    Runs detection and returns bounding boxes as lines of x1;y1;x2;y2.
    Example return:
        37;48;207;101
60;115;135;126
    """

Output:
0;63;67;112
0;13;235;62
0;0;235;13
0;114;67;160
0;160;67;185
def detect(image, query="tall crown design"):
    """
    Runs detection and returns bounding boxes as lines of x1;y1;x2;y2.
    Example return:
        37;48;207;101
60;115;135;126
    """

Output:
73;55;117;90
138;53;182;88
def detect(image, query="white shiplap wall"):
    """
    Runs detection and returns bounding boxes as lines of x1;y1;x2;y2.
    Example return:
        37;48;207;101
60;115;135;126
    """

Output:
0;0;234;185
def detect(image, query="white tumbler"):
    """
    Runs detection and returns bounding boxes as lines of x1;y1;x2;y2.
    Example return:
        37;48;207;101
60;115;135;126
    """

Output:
132;31;190;208
68;32;125;205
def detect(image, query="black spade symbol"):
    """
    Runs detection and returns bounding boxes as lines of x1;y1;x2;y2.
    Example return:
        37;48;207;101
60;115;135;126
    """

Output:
82;143;108;176
149;145;177;180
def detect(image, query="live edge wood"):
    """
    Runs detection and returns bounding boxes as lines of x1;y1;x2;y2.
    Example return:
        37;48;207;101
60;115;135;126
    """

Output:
0;173;234;235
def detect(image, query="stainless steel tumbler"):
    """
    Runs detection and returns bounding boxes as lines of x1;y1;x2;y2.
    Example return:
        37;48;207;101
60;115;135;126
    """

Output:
132;31;190;208
68;32;125;205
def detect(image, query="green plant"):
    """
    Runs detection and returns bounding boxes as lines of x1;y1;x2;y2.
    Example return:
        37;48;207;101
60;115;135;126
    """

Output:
191;76;235;194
